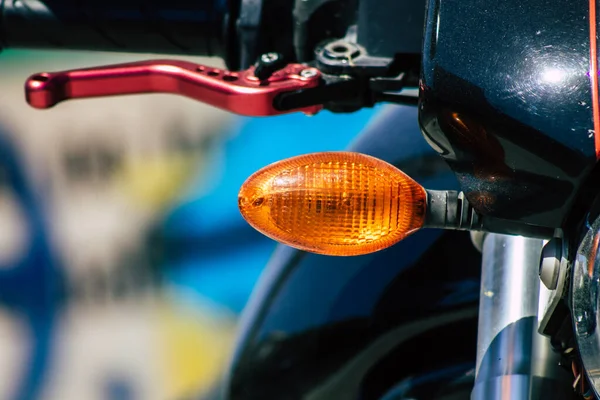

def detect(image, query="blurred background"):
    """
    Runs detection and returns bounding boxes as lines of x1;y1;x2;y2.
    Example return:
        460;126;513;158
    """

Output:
0;50;381;400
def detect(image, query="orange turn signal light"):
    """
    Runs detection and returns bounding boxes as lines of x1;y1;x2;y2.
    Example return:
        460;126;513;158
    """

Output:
238;152;427;256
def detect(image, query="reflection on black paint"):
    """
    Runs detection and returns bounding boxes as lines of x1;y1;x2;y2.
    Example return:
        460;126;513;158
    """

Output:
227;231;481;399
420;0;595;227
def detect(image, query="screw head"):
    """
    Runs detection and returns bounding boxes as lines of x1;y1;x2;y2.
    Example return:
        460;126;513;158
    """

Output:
300;69;318;78
261;53;280;64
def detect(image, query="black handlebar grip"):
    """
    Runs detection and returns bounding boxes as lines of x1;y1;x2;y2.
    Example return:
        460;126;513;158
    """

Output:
0;0;237;58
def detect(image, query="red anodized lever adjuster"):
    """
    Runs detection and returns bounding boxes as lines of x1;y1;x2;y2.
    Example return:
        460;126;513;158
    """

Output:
24;60;323;117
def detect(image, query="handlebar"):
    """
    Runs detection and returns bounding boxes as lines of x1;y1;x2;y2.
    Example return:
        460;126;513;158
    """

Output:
4;0;421;115
0;0;236;59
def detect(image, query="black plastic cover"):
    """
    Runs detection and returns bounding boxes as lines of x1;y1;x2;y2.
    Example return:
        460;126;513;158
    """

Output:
357;0;426;57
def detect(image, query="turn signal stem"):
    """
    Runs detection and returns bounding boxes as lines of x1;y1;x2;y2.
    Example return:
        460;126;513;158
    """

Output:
424;190;483;231
424;190;555;239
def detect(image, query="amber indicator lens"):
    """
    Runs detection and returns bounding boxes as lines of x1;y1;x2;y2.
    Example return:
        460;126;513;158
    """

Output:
238;152;427;256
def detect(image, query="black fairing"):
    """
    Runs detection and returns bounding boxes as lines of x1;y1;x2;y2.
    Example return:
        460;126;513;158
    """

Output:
223;106;481;400
420;0;597;228
225;232;480;400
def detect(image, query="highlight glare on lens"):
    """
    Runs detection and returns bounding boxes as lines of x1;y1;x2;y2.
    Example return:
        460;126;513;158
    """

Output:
238;152;427;256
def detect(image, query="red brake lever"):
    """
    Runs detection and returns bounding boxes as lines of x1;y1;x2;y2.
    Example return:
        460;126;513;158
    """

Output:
24;60;323;117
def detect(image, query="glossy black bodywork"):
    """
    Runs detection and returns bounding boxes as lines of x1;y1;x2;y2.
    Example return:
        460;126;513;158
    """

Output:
225;237;479;400
223;106;481;400
420;0;597;229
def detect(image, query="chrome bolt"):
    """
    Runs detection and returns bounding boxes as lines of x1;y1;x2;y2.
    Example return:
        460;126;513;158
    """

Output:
261;53;280;63
300;69;318;78
539;238;562;290
323;40;361;60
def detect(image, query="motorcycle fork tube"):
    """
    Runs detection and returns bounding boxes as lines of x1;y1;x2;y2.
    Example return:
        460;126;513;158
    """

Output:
472;234;573;399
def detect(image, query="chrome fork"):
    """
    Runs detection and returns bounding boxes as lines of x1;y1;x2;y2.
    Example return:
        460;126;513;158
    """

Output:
471;234;574;399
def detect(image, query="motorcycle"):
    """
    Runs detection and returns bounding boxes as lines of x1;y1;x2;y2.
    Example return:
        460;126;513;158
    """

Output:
0;0;597;398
